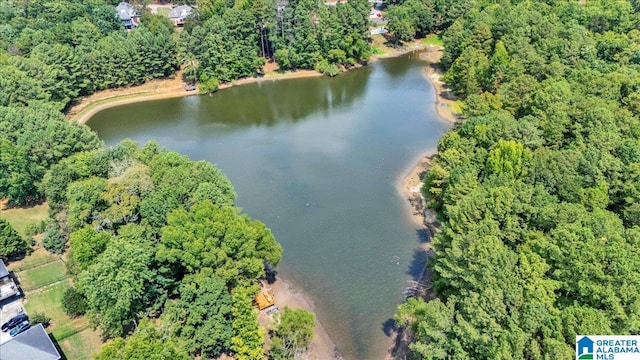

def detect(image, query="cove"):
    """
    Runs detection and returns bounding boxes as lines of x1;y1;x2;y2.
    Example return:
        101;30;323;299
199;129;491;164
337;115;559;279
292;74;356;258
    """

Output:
88;52;451;359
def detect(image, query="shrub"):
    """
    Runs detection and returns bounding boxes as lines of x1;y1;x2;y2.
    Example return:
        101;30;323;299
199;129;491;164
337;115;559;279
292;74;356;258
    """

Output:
62;287;88;318
198;74;219;95
42;222;66;254
24;222;39;237
314;60;341;77
31;312;51;327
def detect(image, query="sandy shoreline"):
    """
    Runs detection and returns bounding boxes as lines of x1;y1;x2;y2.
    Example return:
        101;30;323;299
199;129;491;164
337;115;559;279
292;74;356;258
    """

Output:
386;44;458;359
400;44;457;227
264;278;340;359
68;43;456;359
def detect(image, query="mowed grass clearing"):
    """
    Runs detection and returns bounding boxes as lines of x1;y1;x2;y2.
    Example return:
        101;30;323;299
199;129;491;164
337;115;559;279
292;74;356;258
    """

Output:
156;7;170;16
18;260;69;292
3;223;105;358
23;280;102;357
58;328;103;360
23;280;80;339
420;34;444;46
0;201;48;237
7;247;59;272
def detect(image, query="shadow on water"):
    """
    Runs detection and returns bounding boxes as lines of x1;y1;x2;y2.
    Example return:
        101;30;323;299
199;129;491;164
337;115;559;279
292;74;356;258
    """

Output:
416;227;431;244
382;317;397;337
379;50;424;78
406;247;428;280
379;227;435;351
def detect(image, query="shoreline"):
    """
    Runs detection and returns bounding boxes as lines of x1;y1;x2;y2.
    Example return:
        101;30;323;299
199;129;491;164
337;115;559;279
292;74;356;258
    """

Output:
264;277;341;359
399;44;457;228
387;44;457;359
69;70;323;125
68;42;439;126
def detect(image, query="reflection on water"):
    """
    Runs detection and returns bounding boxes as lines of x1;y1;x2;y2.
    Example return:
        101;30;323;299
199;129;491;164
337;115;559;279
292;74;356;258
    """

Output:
88;52;451;359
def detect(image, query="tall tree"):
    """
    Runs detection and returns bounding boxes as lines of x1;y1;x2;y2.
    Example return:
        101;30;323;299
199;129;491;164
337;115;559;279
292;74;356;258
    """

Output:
0;219;28;261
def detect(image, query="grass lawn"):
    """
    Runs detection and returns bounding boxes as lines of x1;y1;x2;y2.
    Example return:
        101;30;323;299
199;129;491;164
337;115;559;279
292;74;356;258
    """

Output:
7;247;59;272
369;33;396;56
157;7;170;16
24;280;103;358
18;261;68;292
0;202;48;237
420;34;444;46
23;280;87;339
57;328;103;360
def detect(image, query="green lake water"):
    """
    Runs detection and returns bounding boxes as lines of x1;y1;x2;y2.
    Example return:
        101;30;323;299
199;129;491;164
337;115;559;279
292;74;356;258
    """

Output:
88;51;451;359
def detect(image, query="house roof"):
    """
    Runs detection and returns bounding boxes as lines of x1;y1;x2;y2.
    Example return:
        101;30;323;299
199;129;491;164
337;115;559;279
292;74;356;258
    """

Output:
0;324;61;360
168;5;193;19
0;260;9;279
116;2;138;21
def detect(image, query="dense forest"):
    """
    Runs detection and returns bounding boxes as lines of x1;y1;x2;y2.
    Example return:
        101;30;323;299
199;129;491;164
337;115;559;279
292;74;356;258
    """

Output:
395;0;640;359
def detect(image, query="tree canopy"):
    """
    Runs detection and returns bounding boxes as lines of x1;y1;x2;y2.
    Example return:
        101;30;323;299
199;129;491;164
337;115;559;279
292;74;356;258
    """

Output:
397;0;640;358
0;219;28;261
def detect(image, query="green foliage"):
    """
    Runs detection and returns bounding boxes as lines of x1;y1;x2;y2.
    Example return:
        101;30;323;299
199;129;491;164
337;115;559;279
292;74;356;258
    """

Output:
41;221;66;254
158;200;282;286
268;307;316;360
0;219;28;261
164;269;233;357
62;286;88;318
400;0;640;358
0;104;102;205
67;178;108;231
68;227;111;273
231;286;265;360
198;73;220;94
24;220;47;237
30;312;51;328
0;2;178;110
386;5;417;43
183;0;371;79
315;60;340;77
78;233;156;338
486;140;530;179
93;319;190;360
42;149;111;213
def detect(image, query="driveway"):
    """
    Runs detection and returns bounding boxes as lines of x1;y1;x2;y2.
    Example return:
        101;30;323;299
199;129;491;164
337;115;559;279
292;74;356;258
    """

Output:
0;300;26;345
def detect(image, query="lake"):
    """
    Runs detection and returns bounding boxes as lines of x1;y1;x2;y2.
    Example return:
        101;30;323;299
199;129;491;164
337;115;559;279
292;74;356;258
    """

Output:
88;51;451;359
